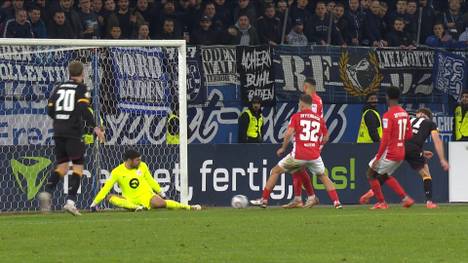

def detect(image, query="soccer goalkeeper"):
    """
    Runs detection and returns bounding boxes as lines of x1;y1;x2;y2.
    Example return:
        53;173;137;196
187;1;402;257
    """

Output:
90;149;201;211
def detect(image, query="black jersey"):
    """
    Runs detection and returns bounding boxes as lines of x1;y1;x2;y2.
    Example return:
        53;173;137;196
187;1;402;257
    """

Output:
407;117;438;148
47;80;96;139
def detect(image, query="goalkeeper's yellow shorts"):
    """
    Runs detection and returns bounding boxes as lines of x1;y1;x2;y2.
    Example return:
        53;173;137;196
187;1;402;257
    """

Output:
128;193;155;210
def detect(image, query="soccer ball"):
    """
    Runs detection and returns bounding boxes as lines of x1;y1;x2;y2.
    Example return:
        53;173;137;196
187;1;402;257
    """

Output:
231;195;249;209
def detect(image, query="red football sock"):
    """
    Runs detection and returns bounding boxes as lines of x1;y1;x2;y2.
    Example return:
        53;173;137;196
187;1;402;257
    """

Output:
385;176;406;199
262;188;271;201
327;189;339;202
369;178;385;202
299;170;315;196
292;173;302;197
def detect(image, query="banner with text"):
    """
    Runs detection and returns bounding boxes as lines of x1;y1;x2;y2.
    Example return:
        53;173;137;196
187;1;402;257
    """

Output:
201;46;238;86
433;50;467;102
237;45;275;106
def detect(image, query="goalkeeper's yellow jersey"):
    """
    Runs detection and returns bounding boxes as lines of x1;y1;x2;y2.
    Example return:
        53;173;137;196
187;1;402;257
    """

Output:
92;161;162;205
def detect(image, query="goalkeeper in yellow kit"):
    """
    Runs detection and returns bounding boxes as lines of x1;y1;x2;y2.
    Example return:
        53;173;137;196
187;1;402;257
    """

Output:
90;149;201;211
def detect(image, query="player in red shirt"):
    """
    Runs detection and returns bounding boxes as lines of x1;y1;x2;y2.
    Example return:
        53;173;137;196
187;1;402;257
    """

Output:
284;78;339;209
250;95;342;208
366;86;415;209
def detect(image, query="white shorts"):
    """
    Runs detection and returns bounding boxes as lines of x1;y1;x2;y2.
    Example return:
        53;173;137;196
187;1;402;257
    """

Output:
368;157;402;175
278;154;325;176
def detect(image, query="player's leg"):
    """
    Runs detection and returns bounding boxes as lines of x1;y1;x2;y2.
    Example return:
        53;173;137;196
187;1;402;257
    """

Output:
250;164;286;208
282;169;306;208
38;138;70;211
62;139;87;216
418;164;437;208
310;157;341;208
299;169;316;201
149;195;200;210
107;194;144;211
367;158;388;209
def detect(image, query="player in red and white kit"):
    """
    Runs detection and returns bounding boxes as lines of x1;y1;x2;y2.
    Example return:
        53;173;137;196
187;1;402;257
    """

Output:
283;78;340;209
366;86;415;209
250;95;342;209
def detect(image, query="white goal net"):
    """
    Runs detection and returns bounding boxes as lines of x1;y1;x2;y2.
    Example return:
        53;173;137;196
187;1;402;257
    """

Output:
0;39;188;212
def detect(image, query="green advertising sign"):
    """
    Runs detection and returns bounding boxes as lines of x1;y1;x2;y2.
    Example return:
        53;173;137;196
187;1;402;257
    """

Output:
11;157;51;200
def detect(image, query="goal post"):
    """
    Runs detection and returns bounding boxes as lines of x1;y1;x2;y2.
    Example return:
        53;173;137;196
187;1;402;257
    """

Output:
0;38;189;211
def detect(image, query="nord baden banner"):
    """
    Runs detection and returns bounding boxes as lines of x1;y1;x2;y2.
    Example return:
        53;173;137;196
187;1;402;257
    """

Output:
0;144;448;211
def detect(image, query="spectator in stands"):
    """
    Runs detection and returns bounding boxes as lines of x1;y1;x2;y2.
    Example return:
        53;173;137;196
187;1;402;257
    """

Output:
388;0;408;26
3;9;33;38
136;22;150;39
405;0;418;42
385;17;415;47
28;5;47;38
109;25;121;39
136;0;151;25
441;0;464;40
305;1;344;45
48;9;76;38
334;2;354;45
101;0;115;37
106;0;144;39
363;0;387;47
257;3;281;45
459;26;468;41
286;18;308;45
59;0;82;39
233;0;257;26
424;22;465;48
419;0;436;44
360;0;370;11
157;18;180;39
152;0;180;39
327;1;336;13
379;1;390;33
79;0;100;38
202;2;224;31
214;0;231;29
290;0;312;25
230;14;260;45
191;15;219;45
346;0;364;45
2;0;25;21
92;0;105;31
276;0;291;34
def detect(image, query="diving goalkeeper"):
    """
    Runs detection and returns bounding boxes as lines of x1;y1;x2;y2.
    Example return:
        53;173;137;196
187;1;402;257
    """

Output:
90;149;201;211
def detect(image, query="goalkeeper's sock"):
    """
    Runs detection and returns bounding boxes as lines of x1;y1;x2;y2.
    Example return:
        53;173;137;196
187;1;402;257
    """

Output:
67;172;82;202
423;178;433;201
165;200;190;210
45;170;62;194
109;196;140;210
369;178;385;203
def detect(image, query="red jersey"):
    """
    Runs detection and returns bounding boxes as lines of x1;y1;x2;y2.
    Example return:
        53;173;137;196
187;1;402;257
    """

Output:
311;93;323;117
375;105;412;161
288;108;328;160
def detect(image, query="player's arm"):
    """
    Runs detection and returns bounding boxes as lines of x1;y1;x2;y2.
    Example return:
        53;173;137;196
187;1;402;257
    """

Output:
90;171;118;207
142;163;165;197
320;117;329;144
77;85;105;142
405;116;412;140
375;116;391;160
430;129;449;171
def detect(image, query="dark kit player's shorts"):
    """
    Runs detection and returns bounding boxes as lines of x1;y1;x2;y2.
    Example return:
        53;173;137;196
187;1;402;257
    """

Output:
54;137;85;165
404;142;426;171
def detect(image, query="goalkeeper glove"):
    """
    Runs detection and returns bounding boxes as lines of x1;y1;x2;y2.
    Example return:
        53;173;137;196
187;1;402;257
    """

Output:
83;134;94;145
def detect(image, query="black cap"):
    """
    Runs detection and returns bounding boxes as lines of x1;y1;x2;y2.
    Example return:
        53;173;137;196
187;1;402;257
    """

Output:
251;96;262;103
294;18;303;25
200;15;211;22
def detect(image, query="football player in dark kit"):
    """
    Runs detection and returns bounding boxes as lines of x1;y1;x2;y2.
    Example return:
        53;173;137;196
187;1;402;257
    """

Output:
38;61;105;216
360;108;449;208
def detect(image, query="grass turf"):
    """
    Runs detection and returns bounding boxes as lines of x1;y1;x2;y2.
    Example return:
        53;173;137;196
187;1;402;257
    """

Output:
1;205;468;263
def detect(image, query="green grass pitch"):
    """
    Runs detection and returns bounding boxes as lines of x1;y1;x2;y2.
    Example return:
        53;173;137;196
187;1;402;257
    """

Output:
1;205;468;263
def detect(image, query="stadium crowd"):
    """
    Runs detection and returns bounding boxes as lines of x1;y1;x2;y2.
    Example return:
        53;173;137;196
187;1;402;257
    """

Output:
1;0;468;48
